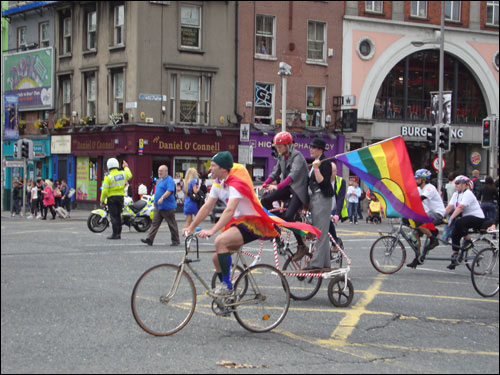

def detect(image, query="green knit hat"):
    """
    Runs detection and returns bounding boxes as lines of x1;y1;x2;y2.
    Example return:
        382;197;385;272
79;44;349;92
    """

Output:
212;151;233;170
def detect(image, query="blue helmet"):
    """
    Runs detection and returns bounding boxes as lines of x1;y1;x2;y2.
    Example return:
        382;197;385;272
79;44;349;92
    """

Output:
414;169;431;179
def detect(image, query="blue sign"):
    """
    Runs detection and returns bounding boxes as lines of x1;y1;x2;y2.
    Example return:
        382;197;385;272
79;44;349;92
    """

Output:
4;94;19;141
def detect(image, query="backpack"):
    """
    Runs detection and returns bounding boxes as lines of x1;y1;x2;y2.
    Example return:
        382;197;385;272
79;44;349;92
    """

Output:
359;189;366;201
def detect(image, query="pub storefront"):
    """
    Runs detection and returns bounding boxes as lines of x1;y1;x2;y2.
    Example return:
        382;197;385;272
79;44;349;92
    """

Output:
69;125;240;208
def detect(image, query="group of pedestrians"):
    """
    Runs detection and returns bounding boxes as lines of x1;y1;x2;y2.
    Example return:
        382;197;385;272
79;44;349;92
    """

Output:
10;177;72;220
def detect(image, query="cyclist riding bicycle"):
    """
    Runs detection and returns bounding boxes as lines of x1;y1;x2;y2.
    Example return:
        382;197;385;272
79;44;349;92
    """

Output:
444;175;487;270
407;169;445;268
260;131;310;261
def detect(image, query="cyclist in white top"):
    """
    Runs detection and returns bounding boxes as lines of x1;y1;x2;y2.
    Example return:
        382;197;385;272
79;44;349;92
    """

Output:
443;175;486;270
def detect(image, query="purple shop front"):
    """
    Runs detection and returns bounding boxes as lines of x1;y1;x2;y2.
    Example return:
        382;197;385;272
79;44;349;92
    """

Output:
243;131;346;182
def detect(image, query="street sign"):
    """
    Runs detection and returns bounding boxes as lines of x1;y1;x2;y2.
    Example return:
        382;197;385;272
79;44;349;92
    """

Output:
432;157;446;171
5;160;25;168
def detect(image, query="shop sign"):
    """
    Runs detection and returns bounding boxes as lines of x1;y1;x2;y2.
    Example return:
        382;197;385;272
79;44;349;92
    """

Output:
470;151;481;166
401;126;464;139
51;135;71;154
73;138;116;151
151;135;235;154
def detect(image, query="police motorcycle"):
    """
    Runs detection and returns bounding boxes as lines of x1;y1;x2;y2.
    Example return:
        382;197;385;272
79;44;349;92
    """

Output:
87;184;154;233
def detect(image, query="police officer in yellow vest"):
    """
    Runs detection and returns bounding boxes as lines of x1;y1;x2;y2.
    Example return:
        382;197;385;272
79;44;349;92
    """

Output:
329;162;348;243
101;158;133;240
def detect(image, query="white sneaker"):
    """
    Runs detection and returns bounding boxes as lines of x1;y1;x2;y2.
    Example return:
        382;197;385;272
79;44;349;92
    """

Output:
20;212;24;217
36;215;42;219
11;213;16;217
27;215;33;219
211;284;232;296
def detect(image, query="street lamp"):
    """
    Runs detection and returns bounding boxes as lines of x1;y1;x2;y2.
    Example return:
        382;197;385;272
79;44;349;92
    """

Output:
278;62;292;132
412;1;445;193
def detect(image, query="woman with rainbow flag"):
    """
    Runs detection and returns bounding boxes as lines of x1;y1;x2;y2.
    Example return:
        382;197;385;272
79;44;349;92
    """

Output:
184;151;321;296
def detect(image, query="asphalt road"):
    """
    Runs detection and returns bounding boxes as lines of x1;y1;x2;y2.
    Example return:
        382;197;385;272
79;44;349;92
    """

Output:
1;212;498;373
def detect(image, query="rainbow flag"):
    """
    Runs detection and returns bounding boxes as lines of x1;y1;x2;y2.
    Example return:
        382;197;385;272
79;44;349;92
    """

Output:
335;136;432;224
223;163;321;239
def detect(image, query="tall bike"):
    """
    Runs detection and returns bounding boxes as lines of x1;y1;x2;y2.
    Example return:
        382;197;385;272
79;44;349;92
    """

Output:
131;233;291;336
370;219;495;274
471;229;499;297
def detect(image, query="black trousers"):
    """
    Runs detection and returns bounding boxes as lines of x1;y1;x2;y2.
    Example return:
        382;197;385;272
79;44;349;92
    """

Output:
261;186;305;246
108;195;124;236
451;215;485;250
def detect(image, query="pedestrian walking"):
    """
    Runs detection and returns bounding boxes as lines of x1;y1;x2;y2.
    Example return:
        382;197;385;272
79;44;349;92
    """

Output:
41;179;56;220
141;165;180;246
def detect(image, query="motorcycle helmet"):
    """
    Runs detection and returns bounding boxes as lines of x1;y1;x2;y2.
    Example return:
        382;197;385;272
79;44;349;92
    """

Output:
138;184;148;196
273;131;293;145
414;169;431;180
107;158;119;170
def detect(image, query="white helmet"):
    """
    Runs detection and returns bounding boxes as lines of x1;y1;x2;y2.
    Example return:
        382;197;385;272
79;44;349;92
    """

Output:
138;184;148;195
107;158;119;170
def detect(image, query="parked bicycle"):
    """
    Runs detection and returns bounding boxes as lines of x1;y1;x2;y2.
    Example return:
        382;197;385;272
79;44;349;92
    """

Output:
470;229;499;298
131;233;291;336
370;219;495;274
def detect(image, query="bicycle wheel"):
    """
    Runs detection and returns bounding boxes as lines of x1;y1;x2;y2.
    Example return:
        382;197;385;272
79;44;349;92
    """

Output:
464;237;496;271
233;264;290;333
327;276;354;307
282;254;322;300
370;236;406;274
131;264;196;336
471;248;499;297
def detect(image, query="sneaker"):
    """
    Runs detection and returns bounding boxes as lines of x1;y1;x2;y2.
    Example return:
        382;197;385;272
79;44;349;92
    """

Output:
292;244;309;261
20;212;24;217
27;215;33;219
36;215;41;219
11;213;15;217
211;284;232;296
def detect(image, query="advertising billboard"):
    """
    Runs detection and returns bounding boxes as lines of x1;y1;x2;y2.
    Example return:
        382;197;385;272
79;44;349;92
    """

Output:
3;47;54;111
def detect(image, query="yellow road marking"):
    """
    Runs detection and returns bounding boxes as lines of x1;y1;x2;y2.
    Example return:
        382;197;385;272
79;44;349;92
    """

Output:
331;273;387;341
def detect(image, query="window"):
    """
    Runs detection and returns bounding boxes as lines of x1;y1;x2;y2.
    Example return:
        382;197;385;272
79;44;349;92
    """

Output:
204;77;211;125
114;4;124;46
306;87;325;127
60;77;71;117
445;1;461;22
365;1;383;13
85;72;97;117
255;15;275;57
17;26;26;49
63;16;71;54
180;5;201;49
87;11;97;50
180;75;200;123
170;75;177;123
39;22;49;48
307;21;326;62
112;71;124;114
486;1;499;26
254;82;274;125
411;1;427;18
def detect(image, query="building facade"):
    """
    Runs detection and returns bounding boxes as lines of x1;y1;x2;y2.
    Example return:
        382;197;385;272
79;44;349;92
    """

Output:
342;1;499;179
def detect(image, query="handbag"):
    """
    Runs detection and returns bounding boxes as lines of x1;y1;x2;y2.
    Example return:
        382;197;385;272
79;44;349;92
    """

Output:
68;188;76;198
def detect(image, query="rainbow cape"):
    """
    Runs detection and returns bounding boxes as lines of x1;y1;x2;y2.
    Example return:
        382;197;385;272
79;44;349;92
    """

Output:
335;136;432;226
223;163;321;239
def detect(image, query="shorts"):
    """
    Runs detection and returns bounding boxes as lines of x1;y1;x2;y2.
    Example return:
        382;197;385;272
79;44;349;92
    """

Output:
235;224;261;244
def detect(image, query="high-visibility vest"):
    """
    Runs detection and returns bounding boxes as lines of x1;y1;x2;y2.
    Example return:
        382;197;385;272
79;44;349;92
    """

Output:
335;176;348;219
101;167;132;202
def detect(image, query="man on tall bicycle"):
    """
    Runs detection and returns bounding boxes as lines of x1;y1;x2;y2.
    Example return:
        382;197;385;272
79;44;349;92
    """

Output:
407;169;445;268
259;131;310;261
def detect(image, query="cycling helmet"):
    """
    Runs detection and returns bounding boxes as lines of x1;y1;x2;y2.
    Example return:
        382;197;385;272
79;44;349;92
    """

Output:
454;175;473;189
107;158;119;170
273;131;293;145
414;169;431;180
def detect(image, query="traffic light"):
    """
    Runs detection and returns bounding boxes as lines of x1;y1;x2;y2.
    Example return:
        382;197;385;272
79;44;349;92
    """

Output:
482;118;491;148
439;125;451;152
15;139;23;159
21;140;29;158
426;126;438;152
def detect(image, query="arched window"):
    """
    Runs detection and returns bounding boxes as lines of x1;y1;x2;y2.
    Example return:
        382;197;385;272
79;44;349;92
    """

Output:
373;50;487;125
